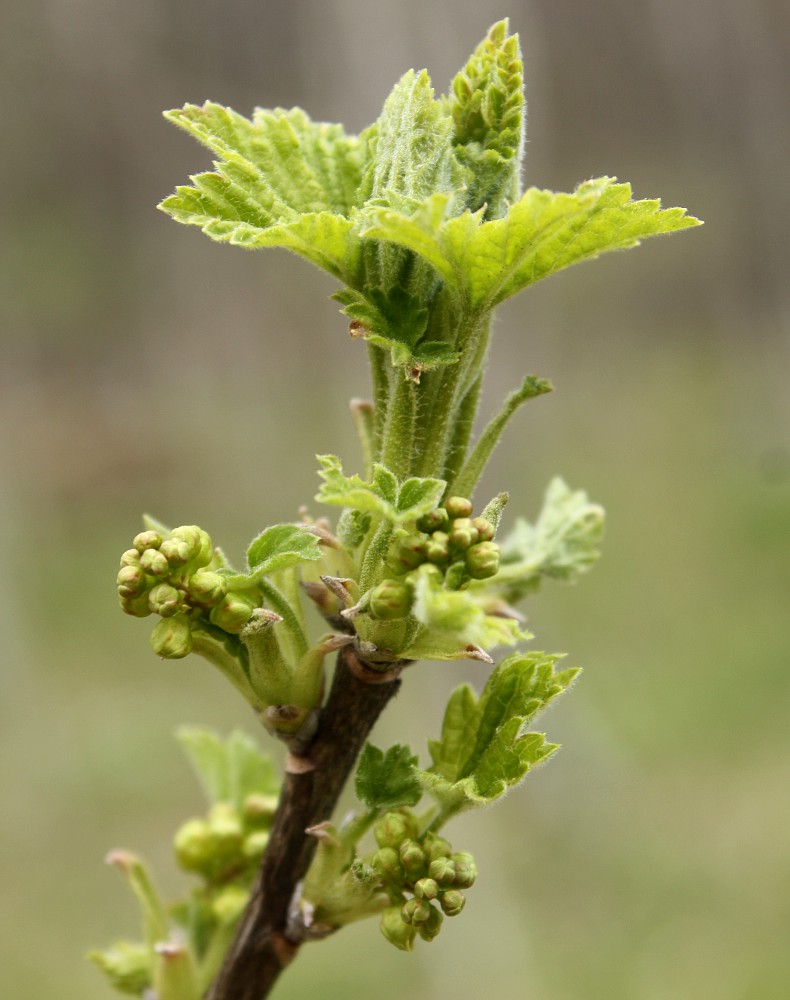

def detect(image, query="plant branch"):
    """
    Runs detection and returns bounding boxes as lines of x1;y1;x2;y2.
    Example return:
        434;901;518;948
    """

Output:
204;646;402;1000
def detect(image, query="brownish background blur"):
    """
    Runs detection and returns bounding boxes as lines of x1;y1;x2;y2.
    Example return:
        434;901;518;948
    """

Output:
2;2;788;998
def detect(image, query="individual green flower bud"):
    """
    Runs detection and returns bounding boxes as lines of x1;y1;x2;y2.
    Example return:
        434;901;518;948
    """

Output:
119;592;153;618
160;536;191;567
399;839;427;879
148;582;182;618
444;496;473;519
211;885;249;925
372;847;403;882
210;592;256;633
471;516;496;542
133;530;162;553
465;540;500;580
243;793;279;828
369;579;412;620
140;547;169;577
428;856;456;885
88;941;152;996
242;829;269;862
150;613;193;658
117;564;147;598
173;817;213;874
425;531;450;564
380;906;416;951
449;517;479;550
439;889;466;916
413;877;439;901
389;535;427;573
423;834;453;863
417;902;444;942
416;508;449;534
171;525;212;568
119;548;142;568
374;811;413;850
450;852;478;888
401;897;432;925
188;570;227;607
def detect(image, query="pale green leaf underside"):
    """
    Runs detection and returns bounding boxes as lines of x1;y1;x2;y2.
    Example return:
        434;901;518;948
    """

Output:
245;523;323;578
363;177;702;311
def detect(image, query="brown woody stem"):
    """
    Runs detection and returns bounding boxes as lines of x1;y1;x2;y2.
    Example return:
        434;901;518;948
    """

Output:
204;645;402;1000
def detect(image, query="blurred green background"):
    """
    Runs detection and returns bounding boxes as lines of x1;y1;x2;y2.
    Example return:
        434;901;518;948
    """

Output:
2;1;788;997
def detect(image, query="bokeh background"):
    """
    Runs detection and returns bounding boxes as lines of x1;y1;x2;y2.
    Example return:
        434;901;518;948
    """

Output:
2;1;788;997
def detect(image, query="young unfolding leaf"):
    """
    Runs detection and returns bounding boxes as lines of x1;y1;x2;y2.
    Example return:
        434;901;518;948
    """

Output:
316;455;445;525
419;652;579;814
245;523;323;578
492;477;605;601
354;743;422;810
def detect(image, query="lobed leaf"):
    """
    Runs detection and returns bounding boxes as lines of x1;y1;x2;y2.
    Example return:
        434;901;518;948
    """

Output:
316;455;445;525
176;727;279;811
354;743;422;810
246;523;323;578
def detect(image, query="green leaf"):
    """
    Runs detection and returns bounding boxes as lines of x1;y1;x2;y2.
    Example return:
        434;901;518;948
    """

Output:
246;523;323;578
88;941;153;997
363;70;468;208
494;477;605;601
354;743;422;809
445;18;525;218
316;455;445;525
176;727;279;811
362;177;701;312
419;651;579;811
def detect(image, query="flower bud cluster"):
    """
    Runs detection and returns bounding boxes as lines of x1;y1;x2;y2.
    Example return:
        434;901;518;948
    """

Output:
173;792;278;885
371;810;477;950
367;496;501;621
117;526;256;658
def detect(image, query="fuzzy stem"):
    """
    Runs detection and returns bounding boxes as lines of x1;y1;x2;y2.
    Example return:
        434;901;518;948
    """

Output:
203;646;401;1000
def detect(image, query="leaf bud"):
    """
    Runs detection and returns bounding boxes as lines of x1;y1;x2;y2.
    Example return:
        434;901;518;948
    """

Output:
148;583;182;618
416;508;449;534
188;570;227;607
372;847;403;882
450;853;478;887
119;548;142;568
413;877;439;900
439;889;466;916
465;541;500;580
133;530;163;553
425;531;450;564
117;565;147;598
443;496;473;519
399;839;427;878
140;547;170;577
150;614;193;658
380;906;416;951
449;518;479;550
374;811;413;850
428;856;456;885
369;579;412;620
401;897;432;925
210;592;256;633
471;516;496;542
119;592;153;618
417;902;444;941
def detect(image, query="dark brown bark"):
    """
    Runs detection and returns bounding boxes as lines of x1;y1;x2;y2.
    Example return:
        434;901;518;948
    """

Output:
204;646;402;1000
